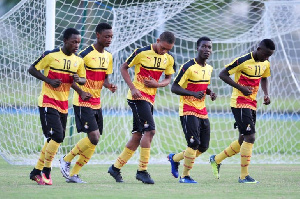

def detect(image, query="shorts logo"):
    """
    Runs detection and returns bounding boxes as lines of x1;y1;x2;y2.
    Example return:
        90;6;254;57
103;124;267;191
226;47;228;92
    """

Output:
246;124;251;131
190;136;194;143
144;121;149;128
49;128;53;135
84;122;89;129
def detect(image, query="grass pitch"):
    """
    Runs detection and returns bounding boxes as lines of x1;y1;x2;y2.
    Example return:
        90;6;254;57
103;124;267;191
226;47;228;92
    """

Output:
0;158;299;199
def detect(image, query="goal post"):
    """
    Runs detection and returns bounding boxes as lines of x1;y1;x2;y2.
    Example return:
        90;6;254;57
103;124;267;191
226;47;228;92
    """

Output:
0;0;299;165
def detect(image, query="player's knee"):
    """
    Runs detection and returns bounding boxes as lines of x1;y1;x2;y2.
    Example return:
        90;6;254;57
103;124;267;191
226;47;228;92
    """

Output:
88;130;100;145
244;134;255;143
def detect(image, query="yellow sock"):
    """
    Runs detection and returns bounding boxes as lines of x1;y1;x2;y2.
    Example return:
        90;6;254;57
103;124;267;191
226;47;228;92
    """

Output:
70;143;96;176
240;141;253;179
114;147;135;169
44;139;60;168
182;147;196;177
196;150;202;157
173;151;184;162
215;140;240;164
35;141;48;170
138;148;151;171
64;137;91;162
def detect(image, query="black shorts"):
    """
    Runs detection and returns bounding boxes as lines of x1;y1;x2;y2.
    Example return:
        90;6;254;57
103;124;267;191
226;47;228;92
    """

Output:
231;107;256;135
73;105;103;135
127;99;155;134
39;107;68;141
180;115;210;150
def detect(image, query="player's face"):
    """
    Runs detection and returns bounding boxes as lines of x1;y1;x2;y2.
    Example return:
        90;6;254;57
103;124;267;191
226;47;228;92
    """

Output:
65;34;81;54
256;46;274;62
156;39;174;55
97;29;113;47
197;40;212;59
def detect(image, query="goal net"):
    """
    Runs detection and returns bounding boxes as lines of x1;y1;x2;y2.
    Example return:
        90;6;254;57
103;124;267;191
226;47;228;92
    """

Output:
0;0;299;165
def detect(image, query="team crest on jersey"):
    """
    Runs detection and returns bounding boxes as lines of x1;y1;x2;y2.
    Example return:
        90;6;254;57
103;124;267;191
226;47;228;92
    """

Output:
164;58;167;64
263;65;266;70
74;61;78;67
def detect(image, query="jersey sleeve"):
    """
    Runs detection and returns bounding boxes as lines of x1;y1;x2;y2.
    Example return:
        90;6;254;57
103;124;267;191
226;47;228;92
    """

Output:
76;58;86;78
106;53;113;75
126;48;141;68
262;61;271;77
225;58;244;75
165;55;176;75
32;51;52;70
174;64;191;87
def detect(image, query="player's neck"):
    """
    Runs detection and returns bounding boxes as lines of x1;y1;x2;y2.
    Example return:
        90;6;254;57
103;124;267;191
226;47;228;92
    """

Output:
152;44;158;54
195;57;206;67
252;51;259;62
93;43;105;53
61;47;72;56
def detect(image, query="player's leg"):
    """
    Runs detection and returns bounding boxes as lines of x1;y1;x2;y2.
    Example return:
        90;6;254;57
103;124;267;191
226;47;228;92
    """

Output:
42;107;67;185
210;109;242;179
133;101;155;184
178;115;199;183
197;118;210;157
108;100;144;182
67;108;102;183
237;108;257;183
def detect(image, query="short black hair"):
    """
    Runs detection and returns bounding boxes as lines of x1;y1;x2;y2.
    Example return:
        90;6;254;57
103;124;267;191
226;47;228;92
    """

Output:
196;36;211;47
96;23;112;34
159;31;175;44
260;39;275;50
63;28;80;40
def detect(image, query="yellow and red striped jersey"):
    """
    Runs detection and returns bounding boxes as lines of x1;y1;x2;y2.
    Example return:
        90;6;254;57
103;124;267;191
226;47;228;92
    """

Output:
32;48;86;113
225;52;271;110
174;59;213;118
126;45;175;104
73;45;113;109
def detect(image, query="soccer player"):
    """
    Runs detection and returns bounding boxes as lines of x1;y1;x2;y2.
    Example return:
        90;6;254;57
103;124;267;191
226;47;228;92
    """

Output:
167;37;216;183
59;23;116;183
108;31;176;184
209;39;275;183
28;28;86;185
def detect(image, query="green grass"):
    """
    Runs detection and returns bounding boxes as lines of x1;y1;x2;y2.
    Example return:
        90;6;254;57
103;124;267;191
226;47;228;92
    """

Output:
0;157;299;199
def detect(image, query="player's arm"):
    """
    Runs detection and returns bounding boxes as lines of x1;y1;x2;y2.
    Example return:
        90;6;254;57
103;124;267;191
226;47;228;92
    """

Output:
171;82;204;100
71;82;91;101
28;65;62;88
206;88;217;101
120;62;142;99
219;68;252;96
72;74;86;85
103;75;117;93
144;75;172;88
261;77;270;105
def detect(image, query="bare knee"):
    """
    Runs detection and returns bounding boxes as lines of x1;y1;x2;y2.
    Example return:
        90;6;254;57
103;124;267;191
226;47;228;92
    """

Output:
88;130;100;145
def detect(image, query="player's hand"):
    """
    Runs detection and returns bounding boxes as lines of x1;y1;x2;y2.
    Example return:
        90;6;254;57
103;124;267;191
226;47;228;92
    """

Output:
263;95;271;105
239;86;253;96
108;84;117;93
144;76;159;88
72;74;80;83
131;88;142;99
80;91;92;101
47;79;62;88
210;92;217;101
193;91;204;99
